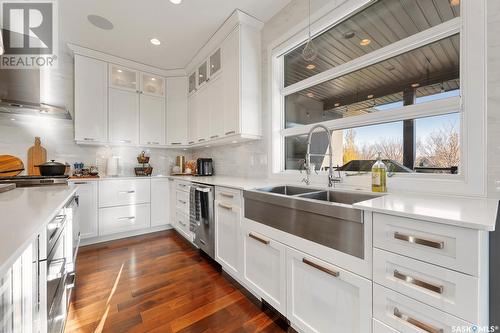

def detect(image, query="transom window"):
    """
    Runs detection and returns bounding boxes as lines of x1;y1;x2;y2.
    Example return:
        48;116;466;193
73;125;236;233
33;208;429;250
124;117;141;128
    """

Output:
278;0;462;175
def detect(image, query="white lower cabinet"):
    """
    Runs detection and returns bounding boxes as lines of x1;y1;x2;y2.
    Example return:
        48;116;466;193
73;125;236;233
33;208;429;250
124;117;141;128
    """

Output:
168;179;177;228
373;284;470;333
243;230;286;315
151;178;170;227
175;211;192;241
71;181;98;239
286;247;372;333
99;203;151;236
215;200;241;278
373;319;399;333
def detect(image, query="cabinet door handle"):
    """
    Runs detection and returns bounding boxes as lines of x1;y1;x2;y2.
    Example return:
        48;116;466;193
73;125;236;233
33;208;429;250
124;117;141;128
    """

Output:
225;131;235;136
302;258;339;277
119;190;135;194
73;182;88;185
210;135;219;139
117;216;135;221
171;142;182;145
119;140;131;144
218;203;232;210
393;270;443;294
248;233;269;245
219;192;234;198
198;138;205;142
188;141;195;144
393;308;443;333
394;232;444;249
83;137;95;141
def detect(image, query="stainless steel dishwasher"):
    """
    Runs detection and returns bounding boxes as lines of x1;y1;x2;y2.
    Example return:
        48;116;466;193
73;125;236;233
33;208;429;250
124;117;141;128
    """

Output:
190;183;215;259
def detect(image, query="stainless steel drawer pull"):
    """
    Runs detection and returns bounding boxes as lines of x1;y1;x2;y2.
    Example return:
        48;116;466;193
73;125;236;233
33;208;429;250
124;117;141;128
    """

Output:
188;141;195;144
210;135;219;139
225;131;235;135
171;142;182;145
178;200;187;204
218;203;232;210
119;190;135;194
302;258;339;277
119;140;131;143
393;270;443;294
198;138;205;142
249;233;270;245
73;182;88;185
393;308;443;333
83;137;95;141
220;192;234;198
117;216;135;221
394;232;444;249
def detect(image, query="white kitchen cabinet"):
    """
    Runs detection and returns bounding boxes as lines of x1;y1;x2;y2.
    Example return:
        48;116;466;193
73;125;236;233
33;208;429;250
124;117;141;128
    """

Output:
243;230;286;315
109;88;140;145
99;179;151;208
197;61;208;87
166;77;188;145
141;73;164;97
195;85;210;143
71;181;98;239
286;247;372;333
168;178;177;228
139;94;165;146
208;75;224;140
109;64;139;92
151;178;170;227
99;203;151;236
187;93;198;144
221;27;240;137
215;198;241;278
209;48;222;77
188;72;196;95
74;55;108;143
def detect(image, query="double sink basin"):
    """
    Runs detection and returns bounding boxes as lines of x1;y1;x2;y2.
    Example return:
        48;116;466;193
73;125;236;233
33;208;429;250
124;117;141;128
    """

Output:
243;185;382;259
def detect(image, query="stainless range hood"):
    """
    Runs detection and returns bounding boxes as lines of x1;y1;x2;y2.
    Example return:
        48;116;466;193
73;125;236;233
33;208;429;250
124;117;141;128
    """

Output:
0;68;71;119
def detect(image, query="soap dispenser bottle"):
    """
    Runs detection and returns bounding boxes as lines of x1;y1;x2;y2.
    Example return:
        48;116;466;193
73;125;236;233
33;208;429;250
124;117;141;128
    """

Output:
372;152;387;193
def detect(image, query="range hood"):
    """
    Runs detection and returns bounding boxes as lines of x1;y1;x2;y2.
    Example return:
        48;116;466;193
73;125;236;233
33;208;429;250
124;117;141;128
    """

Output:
0;68;71;119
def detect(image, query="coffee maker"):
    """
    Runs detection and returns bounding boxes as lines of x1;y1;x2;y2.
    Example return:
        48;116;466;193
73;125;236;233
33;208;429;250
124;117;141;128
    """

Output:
196;158;214;176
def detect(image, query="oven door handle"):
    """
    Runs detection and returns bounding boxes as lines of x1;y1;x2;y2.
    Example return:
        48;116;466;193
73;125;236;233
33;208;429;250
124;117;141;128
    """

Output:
47;258;66;282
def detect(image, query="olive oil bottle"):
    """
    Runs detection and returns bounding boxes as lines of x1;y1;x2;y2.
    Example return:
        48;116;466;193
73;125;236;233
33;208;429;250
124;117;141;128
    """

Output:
372;152;387;193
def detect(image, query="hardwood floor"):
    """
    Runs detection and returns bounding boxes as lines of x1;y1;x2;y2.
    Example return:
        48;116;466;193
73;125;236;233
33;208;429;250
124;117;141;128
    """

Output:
65;230;290;333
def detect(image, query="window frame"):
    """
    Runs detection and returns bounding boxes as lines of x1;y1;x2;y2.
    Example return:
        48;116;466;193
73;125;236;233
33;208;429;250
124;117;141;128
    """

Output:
268;0;487;196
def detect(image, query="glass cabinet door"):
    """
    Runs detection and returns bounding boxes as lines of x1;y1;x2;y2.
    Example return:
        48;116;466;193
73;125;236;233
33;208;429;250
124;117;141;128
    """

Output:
210;48;221;77
141;73;164;96
188;72;196;94
109;64;138;91
197;61;208;86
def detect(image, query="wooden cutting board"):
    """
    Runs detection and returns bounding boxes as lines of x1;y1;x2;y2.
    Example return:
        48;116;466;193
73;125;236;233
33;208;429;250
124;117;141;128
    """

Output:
0;155;24;177
27;137;47;176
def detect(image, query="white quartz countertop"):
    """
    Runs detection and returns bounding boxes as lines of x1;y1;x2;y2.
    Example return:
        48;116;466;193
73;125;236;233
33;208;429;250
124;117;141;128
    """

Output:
354;193;499;231
0;185;77;275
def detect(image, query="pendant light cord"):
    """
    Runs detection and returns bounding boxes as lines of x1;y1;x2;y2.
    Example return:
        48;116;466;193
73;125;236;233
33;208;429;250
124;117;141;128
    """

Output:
308;0;312;39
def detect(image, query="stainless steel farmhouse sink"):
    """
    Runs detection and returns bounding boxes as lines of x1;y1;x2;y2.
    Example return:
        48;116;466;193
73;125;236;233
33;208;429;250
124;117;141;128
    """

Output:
244;186;383;259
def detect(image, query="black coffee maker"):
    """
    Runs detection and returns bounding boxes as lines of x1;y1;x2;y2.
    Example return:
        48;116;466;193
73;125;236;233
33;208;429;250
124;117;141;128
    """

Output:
196;158;214;176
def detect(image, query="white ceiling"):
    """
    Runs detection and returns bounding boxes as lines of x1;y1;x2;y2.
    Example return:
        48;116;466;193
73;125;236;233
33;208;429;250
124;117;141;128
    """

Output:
59;0;291;70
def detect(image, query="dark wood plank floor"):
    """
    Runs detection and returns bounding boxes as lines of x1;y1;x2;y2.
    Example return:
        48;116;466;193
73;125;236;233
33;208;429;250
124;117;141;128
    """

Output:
65;230;289;333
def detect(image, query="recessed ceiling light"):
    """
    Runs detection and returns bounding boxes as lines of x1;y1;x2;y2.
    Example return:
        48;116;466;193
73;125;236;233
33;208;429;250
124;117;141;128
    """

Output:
170;0;182;4
10;118;15;121
367;94;374;99
411;83;420;88
306;64;316;70
334;103;340;107
343;31;356;39
150;38;161;46
117;69;123;73
151;78;156;81
360;39;371;46
87;15;114;30
306;92;314;98
232;141;238;144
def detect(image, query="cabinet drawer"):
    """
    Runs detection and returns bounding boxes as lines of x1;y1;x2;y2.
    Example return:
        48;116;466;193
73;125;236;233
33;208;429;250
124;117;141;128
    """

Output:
373;284;471;333
373;319;399;333
373;213;480;276
215;187;241;207
175;211;192;241
99;179;150;208
373;248;479;323
176;190;189;214
175;181;191;192
287;247;372;333
99;204;150;236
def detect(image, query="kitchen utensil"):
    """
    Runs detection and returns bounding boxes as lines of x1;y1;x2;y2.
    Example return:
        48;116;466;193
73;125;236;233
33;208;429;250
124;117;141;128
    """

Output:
0;155;24;177
27;137;47;176
137;151;150;164
36;160;66;176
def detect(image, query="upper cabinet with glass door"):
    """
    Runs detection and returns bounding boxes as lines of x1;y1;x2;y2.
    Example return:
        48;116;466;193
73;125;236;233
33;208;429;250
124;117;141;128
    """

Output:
141;73;165;97
209;48;222;77
197;61;208;87
109;64;139;92
188;72;197;94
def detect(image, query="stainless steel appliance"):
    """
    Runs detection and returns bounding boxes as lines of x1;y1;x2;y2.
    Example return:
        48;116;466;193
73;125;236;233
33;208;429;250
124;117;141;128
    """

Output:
190;183;215;259
0;175;69;187
36;193;79;333
196;158;214;176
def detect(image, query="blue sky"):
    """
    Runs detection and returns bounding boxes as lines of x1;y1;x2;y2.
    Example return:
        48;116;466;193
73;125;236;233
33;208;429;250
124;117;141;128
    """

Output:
349;91;460;147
